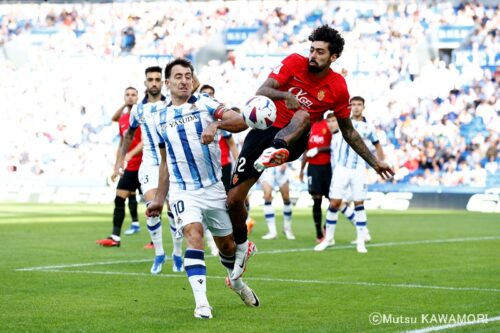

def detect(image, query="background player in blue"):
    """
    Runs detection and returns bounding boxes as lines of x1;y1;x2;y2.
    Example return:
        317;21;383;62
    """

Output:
114;66;184;274
316;96;386;253
146;58;259;319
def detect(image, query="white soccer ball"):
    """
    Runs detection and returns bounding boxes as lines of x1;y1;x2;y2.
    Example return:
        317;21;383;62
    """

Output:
242;95;277;130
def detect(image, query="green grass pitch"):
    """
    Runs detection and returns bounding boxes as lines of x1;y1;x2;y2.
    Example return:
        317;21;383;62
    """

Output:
0;203;499;333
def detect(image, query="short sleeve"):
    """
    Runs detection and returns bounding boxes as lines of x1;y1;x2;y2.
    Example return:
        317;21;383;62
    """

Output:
330;77;351;119
129;104;140;129
369;124;379;145
268;53;298;85
200;95;225;119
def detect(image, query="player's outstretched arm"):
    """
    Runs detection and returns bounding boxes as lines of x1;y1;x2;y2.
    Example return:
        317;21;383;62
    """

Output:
146;147;169;217
337;117;394;180
256;78;300;109
111;104;127;122
114;127;137;174
201;109;248;144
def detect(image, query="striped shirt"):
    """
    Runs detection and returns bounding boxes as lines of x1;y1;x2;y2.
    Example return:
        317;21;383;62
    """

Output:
331;118;379;170
129;96;168;167
155;94;223;190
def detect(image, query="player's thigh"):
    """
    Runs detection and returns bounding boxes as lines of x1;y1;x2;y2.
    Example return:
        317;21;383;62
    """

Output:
279;182;290;201
329;166;350;199
351;169;368;201
201;183;233;238
231;127;280;188
221;164;232;193
168;191;203;239
139;165;159;196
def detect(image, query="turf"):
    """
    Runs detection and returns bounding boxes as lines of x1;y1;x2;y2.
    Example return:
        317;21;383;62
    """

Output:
0;203;499;333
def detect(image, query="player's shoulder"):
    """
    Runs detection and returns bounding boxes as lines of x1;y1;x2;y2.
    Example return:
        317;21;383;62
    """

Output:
283;53;308;65
326;69;347;86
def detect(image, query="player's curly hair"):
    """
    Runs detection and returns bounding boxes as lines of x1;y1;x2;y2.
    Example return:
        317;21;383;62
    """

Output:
308;25;345;58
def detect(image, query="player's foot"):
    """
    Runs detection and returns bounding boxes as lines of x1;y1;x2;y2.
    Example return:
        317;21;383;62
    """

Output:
96;237;120;247
150;254;166;274
124;224;140;235
356;240;368;253
225;277;260;307
231;241;257;280
144;241;154;249
172;253;184;272
283;228;295;240
314;238;335;252
351;228;371;244
261;232;277;240
194;305;212;319
254;147;290;172
246;218;256;234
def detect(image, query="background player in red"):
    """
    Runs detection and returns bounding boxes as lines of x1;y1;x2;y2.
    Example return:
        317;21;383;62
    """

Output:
227;25;394;277
299;112;335;242
97;87;143;247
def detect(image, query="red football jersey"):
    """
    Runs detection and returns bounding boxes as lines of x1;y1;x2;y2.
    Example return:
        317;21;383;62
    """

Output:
307;119;332;165
118;112;142;171
268;53;350;128
219;136;230;167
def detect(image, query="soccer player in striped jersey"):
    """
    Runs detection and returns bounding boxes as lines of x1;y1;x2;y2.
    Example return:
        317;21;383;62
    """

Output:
315;96;385;253
146;58;259;319
114;66;183;274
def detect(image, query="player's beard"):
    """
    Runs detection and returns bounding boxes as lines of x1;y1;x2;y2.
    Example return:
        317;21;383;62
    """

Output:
148;87;160;97
307;62;323;73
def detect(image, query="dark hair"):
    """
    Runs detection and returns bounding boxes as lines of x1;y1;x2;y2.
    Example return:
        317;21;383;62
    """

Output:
164;58;194;79
350;96;365;104
125;86;138;93
145;66;162;75
230;106;241;113
308;25;345;58
325;111;336;119
200;84;215;94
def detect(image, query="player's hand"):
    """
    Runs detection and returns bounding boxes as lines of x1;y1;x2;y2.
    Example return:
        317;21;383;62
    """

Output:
306;147;319;158
111;170;120;182
374;161;395;180
124;153;132;162
285;92;300;109
201;122;218;144
146;200;164;217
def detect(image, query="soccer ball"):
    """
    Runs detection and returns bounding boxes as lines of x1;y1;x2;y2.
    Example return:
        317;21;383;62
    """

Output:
242;95;277;130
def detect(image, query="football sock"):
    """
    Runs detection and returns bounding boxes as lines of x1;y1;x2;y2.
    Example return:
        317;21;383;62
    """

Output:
264;201;277;234
341;204;356;226
270;138;288;150
168;211;182;257
219;252;244;290
184;249;209;307
283;200;292;230
355;205;367;242
146;216;164;256
313;198;323;238
112;196;126;236
128;194;138;222
325;207;338;241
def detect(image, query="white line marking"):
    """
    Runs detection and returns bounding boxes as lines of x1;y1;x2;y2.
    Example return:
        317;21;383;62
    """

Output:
30;269;500;293
404;315;500;333
16;236;500;272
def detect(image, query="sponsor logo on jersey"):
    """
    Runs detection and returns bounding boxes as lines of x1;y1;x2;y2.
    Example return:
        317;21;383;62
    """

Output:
317;90;325;101
161;114;198;129
288;87;313;108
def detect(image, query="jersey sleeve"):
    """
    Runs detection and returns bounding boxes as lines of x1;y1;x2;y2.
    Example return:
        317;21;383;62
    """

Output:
330;76;351;119
221;130;232;139
200;95;225;119
129;104;140;129
268;53;298;85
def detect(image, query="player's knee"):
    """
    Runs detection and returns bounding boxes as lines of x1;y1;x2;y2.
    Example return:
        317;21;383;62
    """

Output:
329;199;341;209
295;110;311;128
226;191;245;211
114;196;126;207
128;195;137;204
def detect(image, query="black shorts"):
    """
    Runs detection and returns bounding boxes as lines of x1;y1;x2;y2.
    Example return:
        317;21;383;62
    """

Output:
117;170;141;193
307;164;332;197
221;163;232;193
230;126;309;187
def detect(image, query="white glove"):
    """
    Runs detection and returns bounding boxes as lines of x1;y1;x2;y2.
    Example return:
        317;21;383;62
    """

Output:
306;147;319;158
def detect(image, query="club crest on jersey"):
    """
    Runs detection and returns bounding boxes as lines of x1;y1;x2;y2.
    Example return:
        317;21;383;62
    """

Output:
232;174;239;185
317;90;325;101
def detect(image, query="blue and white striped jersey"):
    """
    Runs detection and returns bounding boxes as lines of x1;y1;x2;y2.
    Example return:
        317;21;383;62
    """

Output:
155;94;223;191
331;118;379;170
129;96;168;167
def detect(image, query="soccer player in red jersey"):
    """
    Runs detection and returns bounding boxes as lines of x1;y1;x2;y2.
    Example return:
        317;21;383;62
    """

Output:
227;25;394;277
299;112;335;242
97;87;143;247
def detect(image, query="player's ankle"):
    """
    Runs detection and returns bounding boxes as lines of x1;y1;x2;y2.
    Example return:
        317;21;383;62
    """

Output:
270;138;288;150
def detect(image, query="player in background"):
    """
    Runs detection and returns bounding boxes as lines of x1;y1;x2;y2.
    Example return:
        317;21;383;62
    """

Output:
146;58;259;319
299;112;334;243
315;96;384;253
259;164;295;240
97;87;143;247
113;66;184;273
227;25;394;270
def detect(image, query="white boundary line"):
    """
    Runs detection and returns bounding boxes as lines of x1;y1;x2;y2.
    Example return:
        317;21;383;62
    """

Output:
404;315;500;333
25;269;500;293
15;235;500;272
